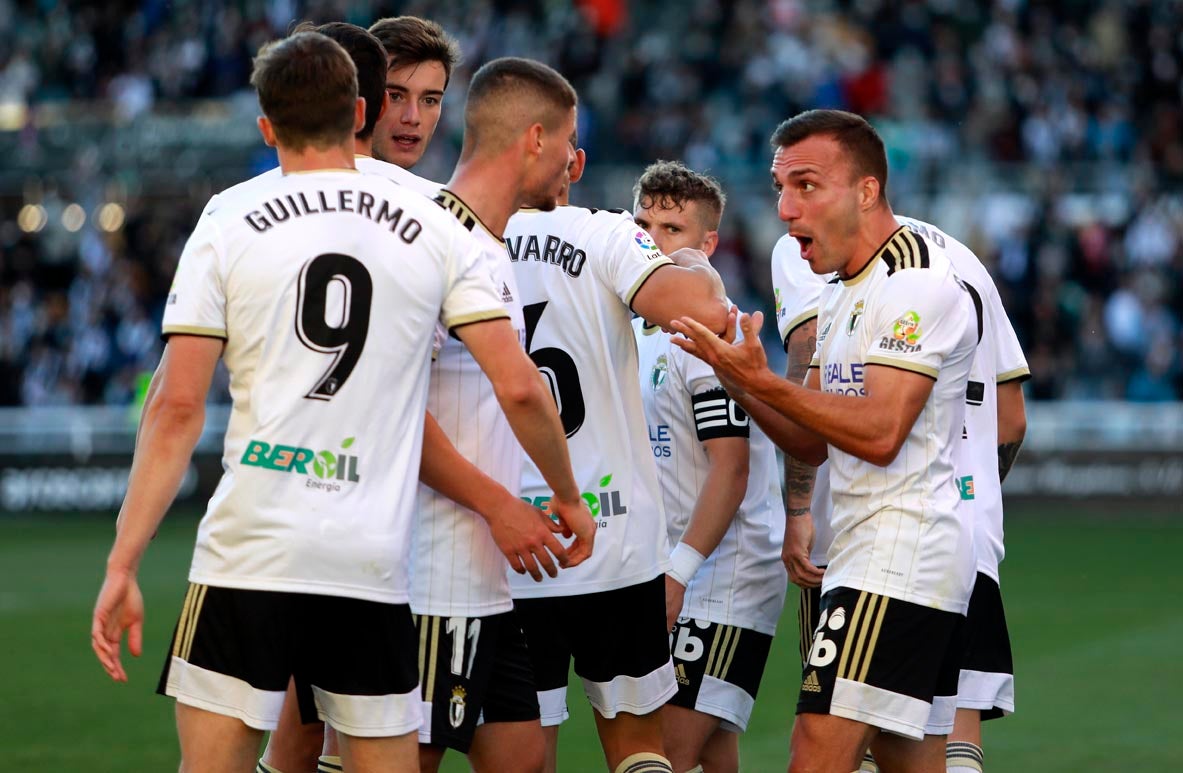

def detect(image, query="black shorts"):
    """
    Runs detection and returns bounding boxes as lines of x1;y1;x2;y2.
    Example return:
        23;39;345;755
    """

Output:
796;586;963;740
514;575;676;725
668;619;773;732
157;583;419;737
415;611;540;753
797;582;824;669
954;572;1014;720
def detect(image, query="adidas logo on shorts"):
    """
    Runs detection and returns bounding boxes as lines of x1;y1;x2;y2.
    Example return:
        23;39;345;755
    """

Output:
675;663;690;686
802;670;822;693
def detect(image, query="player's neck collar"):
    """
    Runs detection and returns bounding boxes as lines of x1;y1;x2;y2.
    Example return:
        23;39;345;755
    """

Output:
841;226;905;285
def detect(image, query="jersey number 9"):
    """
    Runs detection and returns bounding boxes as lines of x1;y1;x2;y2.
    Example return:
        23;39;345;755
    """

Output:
296;253;373;400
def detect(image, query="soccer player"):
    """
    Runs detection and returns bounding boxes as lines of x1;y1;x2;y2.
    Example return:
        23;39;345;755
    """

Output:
411;57;593;773
89;32;585;773
505;148;728;773
772;219;1030;773
672;109;979;772
368;16;457;173
631;161;788;773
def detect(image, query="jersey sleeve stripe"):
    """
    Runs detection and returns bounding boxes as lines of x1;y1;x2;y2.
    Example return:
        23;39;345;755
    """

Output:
444;309;511;330
997;367;1032;384
864;356;939;380
162;324;228;340
624;257;675;309
781;309;820;348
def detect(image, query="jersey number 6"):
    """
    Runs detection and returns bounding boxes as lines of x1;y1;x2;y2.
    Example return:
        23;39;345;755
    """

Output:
523;301;585;437
295;253;373;400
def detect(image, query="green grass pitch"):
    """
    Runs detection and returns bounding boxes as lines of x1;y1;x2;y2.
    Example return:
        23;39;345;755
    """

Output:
2;503;1179;771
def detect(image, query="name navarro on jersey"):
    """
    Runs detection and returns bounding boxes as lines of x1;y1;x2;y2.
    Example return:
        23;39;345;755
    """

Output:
241;437;361;493
242;189;423;242
504;233;586;278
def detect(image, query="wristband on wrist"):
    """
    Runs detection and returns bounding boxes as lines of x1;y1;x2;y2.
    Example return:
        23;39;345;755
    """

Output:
668;541;707;587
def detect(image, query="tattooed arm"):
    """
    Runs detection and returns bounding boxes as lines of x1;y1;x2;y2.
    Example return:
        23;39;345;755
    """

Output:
781;319;825;588
997;379;1027;482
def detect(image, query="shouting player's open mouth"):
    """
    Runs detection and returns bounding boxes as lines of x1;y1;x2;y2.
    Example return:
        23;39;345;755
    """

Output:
793;233;814;261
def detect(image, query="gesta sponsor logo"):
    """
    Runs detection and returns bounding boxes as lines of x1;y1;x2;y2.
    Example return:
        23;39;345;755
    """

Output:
878;311;924;353
241;436;360;492
524;473;627;528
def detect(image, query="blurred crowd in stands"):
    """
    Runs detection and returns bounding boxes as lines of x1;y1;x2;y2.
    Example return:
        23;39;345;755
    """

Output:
1;0;1181;405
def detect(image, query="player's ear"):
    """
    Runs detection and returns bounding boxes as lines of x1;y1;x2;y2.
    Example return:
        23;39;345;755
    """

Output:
702;229;719;258
568;148;587;184
353;97;366;136
257;116;277;148
526;122;545;158
860;176;881;211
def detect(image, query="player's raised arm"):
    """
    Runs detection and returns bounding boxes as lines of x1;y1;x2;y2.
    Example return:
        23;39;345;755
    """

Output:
630;247;729;335
453;317;595;565
418;409;586;579
93;335;222;682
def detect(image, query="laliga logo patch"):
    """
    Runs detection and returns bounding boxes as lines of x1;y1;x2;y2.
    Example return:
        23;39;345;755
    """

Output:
893;311;922;344
634;230;661;257
449;685;467;728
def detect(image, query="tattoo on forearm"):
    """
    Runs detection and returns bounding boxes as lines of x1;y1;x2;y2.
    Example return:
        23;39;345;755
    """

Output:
998;441;1022;483
786;334;816;384
787;506;811;517
787;457;816;502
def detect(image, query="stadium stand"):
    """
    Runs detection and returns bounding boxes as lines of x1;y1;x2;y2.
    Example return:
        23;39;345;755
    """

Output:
0;0;1180;404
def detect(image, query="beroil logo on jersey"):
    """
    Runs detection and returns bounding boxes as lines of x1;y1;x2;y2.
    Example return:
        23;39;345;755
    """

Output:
240;436;361;493
524;473;628;528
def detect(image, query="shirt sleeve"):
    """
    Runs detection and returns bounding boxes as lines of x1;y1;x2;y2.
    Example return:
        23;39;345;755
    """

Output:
440;231;510;330
161;209;228;340
771;235;827;349
863;268;972;379
593;215;674;308
988;284;1030;383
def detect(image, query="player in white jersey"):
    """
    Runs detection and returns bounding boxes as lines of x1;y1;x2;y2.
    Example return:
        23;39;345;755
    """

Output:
631;161;788;773
772;217;1029;773
506;146;729;773
672;110;979;772
897;218;1028;773
410;58;599;773
89;33;586;773
248;23;442;773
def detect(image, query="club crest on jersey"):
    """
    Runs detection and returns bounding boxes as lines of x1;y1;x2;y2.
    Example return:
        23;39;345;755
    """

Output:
634;230;663;259
651;354;669;391
847;300;865;335
449;686;466;728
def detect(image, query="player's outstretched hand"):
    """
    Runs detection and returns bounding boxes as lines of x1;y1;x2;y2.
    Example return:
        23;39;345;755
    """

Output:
670;306;770;394
548;494;596;569
91;569;144;682
783;511;825;589
488;495;570;582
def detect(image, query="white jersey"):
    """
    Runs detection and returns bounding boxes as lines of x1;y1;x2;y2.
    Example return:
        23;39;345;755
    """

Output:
163;170;507;604
355;155;442;197
811;225;978;614
412;190;525;617
635;320;788;634
771;234;834;567
505;206;674;598
897;217;1029;583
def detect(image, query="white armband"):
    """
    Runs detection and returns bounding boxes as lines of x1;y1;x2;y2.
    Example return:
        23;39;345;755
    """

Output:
668;542;707;587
